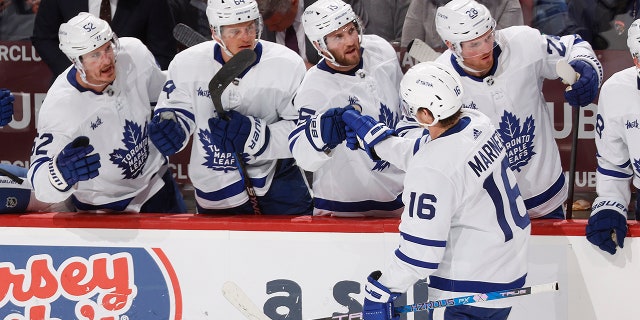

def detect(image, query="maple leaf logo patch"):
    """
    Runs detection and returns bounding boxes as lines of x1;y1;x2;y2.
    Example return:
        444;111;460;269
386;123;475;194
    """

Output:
498;111;535;172
372;103;399;172
199;129;237;172
109;120;149;179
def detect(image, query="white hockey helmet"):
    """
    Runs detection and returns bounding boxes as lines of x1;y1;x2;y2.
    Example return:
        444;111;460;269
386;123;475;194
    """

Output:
302;0;362;61
206;0;261;34
627;19;640;59
59;12;116;64
400;62;463;127
435;0;496;57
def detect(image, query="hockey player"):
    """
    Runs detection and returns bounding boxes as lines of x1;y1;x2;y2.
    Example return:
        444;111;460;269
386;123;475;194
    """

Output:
1;164;74;213
149;0;312;214
585;19;640;255
0;88;13;126
28;12;186;213
433;0;603;219
348;62;530;320
288;0;410;217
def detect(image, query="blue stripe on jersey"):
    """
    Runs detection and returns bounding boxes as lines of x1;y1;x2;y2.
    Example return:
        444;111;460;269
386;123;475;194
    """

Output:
413;138;422;155
597;165;633;179
395;249;439;269
400;231;447;247
288;126;305;152
314;193;403;213
195;175;268;201
523;172;565;210
429;274;527;293
74;196;132;211
30;158;49;187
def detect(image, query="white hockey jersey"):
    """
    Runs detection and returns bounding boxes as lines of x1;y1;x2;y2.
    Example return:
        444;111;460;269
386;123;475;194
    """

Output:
435;25;603;218
289;35;406;217
380;109;531;308
28;38;169;212
154;41;306;210
591;66;640;215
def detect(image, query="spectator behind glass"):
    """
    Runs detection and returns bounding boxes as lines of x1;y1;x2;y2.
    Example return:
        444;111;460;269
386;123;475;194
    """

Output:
31;0;177;84
256;0;368;69
401;0;523;50
362;0;410;43
0;0;39;40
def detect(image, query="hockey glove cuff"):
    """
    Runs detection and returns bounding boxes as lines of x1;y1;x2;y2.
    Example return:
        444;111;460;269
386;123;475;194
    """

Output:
363;271;401;320
149;111;187;156
342;110;394;160
304;106;353;152
586;199;628;255
48;136;101;192
0;88;14;126
564;60;599;107
209;110;269;155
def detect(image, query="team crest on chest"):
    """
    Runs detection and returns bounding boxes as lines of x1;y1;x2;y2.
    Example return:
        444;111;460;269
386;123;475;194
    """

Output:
199;129;237;172
498;111;535;172
109;120;149;179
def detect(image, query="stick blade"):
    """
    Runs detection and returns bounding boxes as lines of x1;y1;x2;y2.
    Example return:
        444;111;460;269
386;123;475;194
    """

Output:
555;60;578;85
222;281;270;320
407;38;441;62
172;23;208;48
208;49;257;96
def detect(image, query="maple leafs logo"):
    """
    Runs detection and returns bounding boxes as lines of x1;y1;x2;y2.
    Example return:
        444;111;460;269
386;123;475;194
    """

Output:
109;120;149;179
372;103;399;172
498;111;535;172
198;128;237;172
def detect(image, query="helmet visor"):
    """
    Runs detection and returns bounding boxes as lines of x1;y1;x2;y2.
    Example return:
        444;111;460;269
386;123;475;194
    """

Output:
459;29;499;59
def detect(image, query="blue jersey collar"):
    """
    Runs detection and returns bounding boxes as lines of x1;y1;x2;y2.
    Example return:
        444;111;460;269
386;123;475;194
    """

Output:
317;48;365;76
214;42;262;78
450;45;502;82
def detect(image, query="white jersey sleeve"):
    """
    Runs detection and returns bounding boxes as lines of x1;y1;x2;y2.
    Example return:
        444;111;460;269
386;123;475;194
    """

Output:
380;110;530;306
28;38;169;211
591;66;638;216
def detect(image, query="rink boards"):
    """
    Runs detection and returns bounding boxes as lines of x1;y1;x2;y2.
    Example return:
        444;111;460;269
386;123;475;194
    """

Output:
0;213;638;320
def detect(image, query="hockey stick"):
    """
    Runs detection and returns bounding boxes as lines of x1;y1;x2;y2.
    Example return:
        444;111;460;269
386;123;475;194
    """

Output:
172;23;208;48
406;38;441;63
208;49;262;214
311;282;559;320
222;281;270;320
556;60;579;219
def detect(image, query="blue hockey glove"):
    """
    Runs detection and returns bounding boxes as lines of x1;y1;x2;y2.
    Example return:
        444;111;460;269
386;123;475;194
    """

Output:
48;136;101;191
304;106;355;152
209;110;268;155
564;60;599;107
342;110;394;160
363;271;401;320
586;203;627;255
148;111;187;156
0;88;15;126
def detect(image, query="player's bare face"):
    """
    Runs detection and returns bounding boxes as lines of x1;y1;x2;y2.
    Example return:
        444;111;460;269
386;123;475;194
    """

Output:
80;42;116;87
220;20;258;56
325;22;361;70
460;30;496;75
